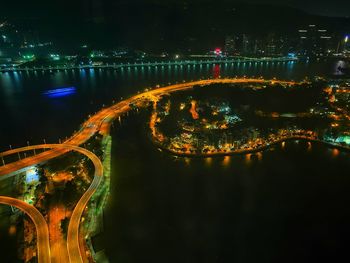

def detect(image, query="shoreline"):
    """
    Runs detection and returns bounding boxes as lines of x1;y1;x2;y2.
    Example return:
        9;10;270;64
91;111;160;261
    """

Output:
153;136;350;158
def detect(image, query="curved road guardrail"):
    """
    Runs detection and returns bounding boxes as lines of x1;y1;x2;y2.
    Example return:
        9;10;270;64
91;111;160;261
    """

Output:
0;196;51;263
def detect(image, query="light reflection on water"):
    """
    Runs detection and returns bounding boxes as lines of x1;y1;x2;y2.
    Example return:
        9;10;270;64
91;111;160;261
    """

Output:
332;148;340;157
282;141;286;149
256;152;263;161
205;157;212;166
223;155;231;167
245;153;252;165
307;141;312;152
185;141;340;170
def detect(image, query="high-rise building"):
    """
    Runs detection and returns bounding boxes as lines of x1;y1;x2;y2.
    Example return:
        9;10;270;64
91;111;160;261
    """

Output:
266;44;277;56
224;36;235;56
265;33;277;56
242;34;250;55
297;24;333;56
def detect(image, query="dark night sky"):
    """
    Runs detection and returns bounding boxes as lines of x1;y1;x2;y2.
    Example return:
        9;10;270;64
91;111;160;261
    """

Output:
1;0;350;18
244;0;350;17
1;0;348;51
153;0;350;17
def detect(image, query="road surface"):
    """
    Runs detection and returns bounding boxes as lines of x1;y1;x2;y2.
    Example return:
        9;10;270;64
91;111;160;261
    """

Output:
0;196;51;263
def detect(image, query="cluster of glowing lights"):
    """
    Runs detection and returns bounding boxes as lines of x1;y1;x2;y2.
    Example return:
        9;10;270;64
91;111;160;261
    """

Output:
22;54;35;60
50;54;60;61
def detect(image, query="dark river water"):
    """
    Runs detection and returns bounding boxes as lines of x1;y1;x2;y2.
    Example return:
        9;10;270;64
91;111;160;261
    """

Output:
106;111;350;263
0;59;350;262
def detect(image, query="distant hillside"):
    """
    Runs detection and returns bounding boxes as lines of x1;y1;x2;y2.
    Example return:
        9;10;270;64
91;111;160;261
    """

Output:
5;2;350;52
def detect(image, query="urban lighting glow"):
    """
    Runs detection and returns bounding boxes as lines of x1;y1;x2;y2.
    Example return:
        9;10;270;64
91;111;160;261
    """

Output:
26;168;39;183
214;48;222;56
50;54;60;60
22;54;35;59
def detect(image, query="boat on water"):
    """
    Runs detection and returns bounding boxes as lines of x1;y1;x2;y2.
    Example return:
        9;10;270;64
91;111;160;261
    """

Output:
43;87;76;98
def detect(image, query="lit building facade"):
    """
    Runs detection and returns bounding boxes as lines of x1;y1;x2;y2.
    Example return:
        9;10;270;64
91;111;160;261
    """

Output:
297;24;333;56
224;35;236;56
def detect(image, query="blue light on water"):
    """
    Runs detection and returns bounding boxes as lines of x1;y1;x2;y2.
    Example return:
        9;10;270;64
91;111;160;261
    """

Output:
46;90;76;98
43;87;76;98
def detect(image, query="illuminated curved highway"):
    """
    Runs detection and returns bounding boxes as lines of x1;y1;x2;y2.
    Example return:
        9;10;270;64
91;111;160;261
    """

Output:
0;78;301;262
0;196;51;263
0;144;103;263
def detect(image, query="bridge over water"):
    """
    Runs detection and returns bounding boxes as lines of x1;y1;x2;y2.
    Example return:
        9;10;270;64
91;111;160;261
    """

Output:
0;56;298;73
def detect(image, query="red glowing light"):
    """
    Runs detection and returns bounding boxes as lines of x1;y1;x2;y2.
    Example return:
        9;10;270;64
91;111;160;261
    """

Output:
215;48;222;55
